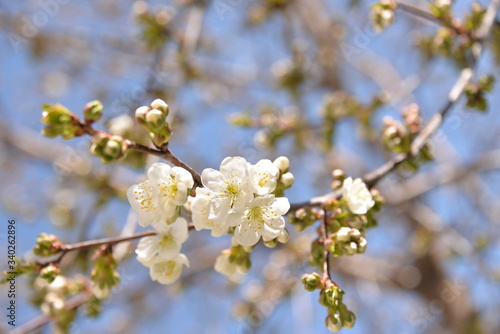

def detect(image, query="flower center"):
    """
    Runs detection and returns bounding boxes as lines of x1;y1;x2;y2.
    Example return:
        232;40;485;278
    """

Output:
154;261;175;276
158;234;175;249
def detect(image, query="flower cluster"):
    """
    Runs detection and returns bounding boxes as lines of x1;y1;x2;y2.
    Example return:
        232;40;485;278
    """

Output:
190;156;292;247
127;163;194;284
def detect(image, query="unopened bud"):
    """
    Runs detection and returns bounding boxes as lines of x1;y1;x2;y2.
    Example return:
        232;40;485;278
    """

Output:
331;169;345;180
135;106;149;124
280;172;294;188
273;156;290;173
145;109;166;131
33;233;62;257
342;311;356;329
301;273;323;291
335;227;352;242
277;229;290;243
150;99;169;115
40;264;60;283
325;313;343;332
83;100;103;122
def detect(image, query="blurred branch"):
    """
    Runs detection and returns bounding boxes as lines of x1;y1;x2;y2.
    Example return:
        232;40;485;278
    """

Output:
383;149;500;205
10;288;92;334
289;0;500;211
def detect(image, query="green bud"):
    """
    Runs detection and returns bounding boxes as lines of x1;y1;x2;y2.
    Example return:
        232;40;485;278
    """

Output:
83;100;103;122
145;109;166;131
263;238;279;248
325;313;343;332
277;229;290;243
90;135;126;163
341;311;356;329
33;233;62;257
42;126;60;138
40;104;81;140
90;247;120;299
150;125;172;148
40;264;60;283
301;273;323;291
103;139;122;158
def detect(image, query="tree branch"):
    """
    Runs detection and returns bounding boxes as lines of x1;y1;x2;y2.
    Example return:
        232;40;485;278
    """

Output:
288;0;500;211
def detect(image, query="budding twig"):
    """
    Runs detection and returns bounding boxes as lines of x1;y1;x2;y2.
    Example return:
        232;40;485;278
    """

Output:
79;119;203;188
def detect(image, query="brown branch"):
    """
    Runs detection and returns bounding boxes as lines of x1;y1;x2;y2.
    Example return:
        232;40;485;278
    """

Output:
38;223;196;266
125;141;202;187
79;121;203;188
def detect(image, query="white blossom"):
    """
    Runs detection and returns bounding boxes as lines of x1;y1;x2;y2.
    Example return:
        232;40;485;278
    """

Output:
229;195;290;247
127;180;162;227
136;217;188;263
249;159;279;195
201;157;253;223
127;163;194;227
341;177;375;215
148;163;194;219
148;254;190;285
190;188;230;237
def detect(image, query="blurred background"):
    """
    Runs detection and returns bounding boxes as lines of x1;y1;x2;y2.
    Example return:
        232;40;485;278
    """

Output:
1;0;500;333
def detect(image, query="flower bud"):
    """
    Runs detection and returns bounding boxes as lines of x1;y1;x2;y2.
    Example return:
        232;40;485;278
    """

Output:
135;106;149;124
90;135;126;164
263;238;278;248
237;257;251;274
150;99;169;115
358;237;368;253
335;227;352;242
301;273;323;291
83;100;103;122
40;264;60;283
277;229;290;243
90;247;120;300
273;156;290;173
331;169;345;181
325;314;343;332
342;311;356;329
344;242;358;255
33;233;62;257
145;109;166;131
214;252;237;277
280;172;294;188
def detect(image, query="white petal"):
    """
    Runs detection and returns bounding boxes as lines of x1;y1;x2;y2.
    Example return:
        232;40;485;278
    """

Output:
135;237;158;262
201;168;223;191
271;197;290;215
147;163;171;184
169;217;189;244
172;167;194;188
220;156;248;181
234;224;260;247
